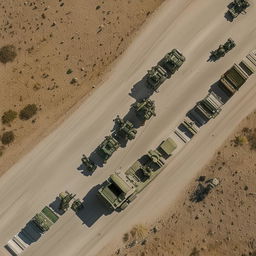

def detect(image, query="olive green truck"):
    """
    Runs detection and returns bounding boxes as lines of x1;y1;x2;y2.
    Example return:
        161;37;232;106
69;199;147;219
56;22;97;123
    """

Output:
97;137;177;211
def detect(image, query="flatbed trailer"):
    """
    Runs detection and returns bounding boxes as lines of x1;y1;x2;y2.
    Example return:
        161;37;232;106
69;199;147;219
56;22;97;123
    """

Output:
97;138;177;211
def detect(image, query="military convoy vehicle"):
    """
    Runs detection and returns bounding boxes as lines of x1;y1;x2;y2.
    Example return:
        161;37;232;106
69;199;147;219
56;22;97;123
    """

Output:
133;99;156;121
97;138;177;211
59;191;76;212
210;38;236;60
98;135;120;163
160;49;186;75
6;191;83;255
6;206;59;256
71;199;84;212
228;0;250;19
113;115;137;140
147;65;168;91
33;206;59;232
195;92;223;120
220;63;249;95
81;154;97;172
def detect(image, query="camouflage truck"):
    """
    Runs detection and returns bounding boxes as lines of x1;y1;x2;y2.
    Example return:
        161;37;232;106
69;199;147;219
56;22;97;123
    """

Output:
195;92;223;120
98;135;120;163
160;49;186;75
113;115;137;141
228;0;250;19
81;155;97;172
147;65;168;91
97;137;177;211
133;99;156;122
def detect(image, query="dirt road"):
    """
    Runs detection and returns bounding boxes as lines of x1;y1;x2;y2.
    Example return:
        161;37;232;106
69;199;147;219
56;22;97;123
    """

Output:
0;0;256;255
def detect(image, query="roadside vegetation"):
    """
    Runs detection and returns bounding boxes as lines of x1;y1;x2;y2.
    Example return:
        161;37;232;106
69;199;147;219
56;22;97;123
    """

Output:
2;110;17;124
19;104;38;120
1;131;15;145
0;45;17;64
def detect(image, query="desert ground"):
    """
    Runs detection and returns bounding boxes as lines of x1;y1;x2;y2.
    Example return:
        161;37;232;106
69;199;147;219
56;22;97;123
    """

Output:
0;0;256;256
0;0;164;173
110;111;256;256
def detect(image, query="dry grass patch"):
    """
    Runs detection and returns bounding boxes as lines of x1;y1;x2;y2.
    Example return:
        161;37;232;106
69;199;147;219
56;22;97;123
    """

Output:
2;110;17;124
1;131;15;145
19;104;38;120
130;224;148;241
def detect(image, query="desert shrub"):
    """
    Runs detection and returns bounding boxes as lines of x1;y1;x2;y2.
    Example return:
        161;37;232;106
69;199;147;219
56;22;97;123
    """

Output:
19;104;38;120
234;135;248;146
123;233;129;242
2;110;17;124
1;131;15;145
190;247;200;256
130;224;148;241
0;45;17;63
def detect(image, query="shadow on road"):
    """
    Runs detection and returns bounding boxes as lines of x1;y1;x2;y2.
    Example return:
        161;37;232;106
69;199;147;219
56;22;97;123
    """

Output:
224;11;233;22
76;185;113;227
49;197;64;215
129;76;154;101
123;105;145;129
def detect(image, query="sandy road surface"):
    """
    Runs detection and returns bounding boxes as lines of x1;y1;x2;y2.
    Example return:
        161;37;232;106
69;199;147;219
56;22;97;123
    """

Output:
0;0;256;255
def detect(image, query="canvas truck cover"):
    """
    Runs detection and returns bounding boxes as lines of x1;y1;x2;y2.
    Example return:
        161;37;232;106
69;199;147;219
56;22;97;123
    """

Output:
159;138;177;155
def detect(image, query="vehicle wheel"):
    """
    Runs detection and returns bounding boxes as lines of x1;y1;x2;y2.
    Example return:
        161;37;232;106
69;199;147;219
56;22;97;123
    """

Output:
120;202;129;210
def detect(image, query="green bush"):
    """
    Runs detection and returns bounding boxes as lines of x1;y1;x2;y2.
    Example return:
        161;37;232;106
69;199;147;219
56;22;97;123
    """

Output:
1;131;15;145
2;110;17;124
19;104;38;120
0;45;17;64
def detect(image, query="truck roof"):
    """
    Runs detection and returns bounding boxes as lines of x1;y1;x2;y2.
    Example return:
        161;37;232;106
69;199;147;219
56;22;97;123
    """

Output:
110;173;134;194
159;138;177;155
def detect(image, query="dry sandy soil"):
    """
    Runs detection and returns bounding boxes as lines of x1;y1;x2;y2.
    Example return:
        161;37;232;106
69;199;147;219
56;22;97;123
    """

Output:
0;0;164;173
112;111;256;256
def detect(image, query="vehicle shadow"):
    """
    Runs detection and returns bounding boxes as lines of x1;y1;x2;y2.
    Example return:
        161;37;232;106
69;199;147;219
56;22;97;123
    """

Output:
123;105;145;129
129;76;154;101
224;11;233;22
76;185;113;227
49;197;64;215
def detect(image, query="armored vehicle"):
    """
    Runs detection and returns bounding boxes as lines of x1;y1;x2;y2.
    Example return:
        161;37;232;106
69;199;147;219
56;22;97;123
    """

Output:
81;154;97;172
71;199;84;212
195;92;223;120
228;0;250;19
98;136;120;163
32;206;59;232
97;137;177;211
59;191;76;212
114;115;137;140
210;38;235;60
147;65;168;91
160;49;185;75
133;99;156;121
